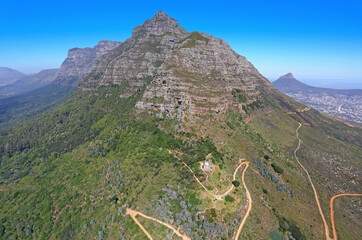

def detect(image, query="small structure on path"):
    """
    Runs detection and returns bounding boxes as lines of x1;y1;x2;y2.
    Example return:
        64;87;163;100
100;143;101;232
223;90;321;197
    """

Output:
202;161;212;171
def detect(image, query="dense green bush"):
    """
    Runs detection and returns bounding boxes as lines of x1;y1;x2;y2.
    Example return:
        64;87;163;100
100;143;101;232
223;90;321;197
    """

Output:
271;163;284;174
225;195;235;202
232;180;240;187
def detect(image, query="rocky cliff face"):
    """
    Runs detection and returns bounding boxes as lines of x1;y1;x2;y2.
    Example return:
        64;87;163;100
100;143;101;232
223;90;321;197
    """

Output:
82;11;274;121
81;11;188;93
55;40;121;85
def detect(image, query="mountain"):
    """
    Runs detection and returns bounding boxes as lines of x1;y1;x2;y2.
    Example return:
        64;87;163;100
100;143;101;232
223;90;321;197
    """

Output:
273;73;362;122
0;67;26;86
0;40;120;129
0;11;361;240
0;68;58;98
55;40;121;86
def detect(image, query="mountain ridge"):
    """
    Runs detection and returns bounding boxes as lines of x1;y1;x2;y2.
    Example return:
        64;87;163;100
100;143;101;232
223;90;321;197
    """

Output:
0;67;26;86
273;73;362;122
0;40;121;128
274;73;362;95
0;11;361;240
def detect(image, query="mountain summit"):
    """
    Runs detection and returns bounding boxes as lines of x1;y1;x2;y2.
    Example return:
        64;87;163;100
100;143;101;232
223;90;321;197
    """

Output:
0;11;361;240
132;11;187;38
273;73;362;122
277;72;296;81
273;73;310;92
84;11;273;121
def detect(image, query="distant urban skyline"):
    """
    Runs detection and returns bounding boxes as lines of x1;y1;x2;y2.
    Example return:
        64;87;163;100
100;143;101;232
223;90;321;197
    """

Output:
1;0;361;88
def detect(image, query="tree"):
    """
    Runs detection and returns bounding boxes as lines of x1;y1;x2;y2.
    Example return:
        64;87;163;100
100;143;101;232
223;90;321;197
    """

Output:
271;163;284;174
110;195;119;203
225;195;235;202
232;180;240;187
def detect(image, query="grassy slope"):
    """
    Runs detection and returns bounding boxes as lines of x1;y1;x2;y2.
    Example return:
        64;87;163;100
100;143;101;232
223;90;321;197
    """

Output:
248;107;362;240
2;82;361;239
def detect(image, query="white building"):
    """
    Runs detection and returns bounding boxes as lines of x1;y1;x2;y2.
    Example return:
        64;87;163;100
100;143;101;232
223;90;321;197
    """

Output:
202;161;212;171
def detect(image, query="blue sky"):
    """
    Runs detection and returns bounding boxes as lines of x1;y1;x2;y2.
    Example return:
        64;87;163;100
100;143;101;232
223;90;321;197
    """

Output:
0;0;361;88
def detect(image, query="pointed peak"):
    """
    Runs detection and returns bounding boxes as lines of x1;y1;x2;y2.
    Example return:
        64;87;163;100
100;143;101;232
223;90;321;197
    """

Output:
152;11;170;20
278;73;296;81
132;11;187;38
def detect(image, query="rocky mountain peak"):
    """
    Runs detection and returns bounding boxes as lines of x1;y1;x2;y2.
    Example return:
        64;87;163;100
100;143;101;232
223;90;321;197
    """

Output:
83;11;272;122
278;72;296;81
132;11;187;38
54;40;120;86
151;10;171;21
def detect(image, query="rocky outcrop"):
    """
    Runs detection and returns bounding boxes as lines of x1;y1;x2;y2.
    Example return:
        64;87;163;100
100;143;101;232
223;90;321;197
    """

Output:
82;11;273;121
81;11;188;92
135;31;269;121
55;40;121;85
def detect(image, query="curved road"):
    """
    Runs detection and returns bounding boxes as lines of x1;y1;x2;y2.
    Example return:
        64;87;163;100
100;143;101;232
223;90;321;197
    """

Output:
126;208;191;240
329;193;362;240
294;123;362;240
233;161;252;240
182;159;247;200
294;123;332;240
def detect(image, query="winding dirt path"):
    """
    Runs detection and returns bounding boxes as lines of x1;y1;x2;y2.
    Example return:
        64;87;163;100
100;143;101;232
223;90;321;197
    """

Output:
233;161;252;240
294;123;332;240
217;126;241;151
329;194;362;240
182;159;247;200
126;208;191;240
173;150;253;238
126;209;154;240
128;150;252;239
294;123;362;240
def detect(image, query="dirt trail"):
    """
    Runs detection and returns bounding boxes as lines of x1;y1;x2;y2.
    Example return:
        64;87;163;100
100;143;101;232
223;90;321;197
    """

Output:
182;159;247;200
174;150;253;238
126;209;154;240
294;123;362;240
126;208;191;240
294;123;332;240
329;194;362;240
217;126;241;151
233;161;252;240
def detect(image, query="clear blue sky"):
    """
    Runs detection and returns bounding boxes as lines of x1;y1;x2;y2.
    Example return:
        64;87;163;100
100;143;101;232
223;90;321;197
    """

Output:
1;0;361;88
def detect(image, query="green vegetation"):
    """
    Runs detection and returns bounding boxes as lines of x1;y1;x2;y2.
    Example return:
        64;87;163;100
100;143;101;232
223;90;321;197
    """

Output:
232;180;240;187
225;195;235;202
271;163;284;174
0;82;75;129
1;18;361;240
180;31;209;48
276;215;305;240
231;89;246;103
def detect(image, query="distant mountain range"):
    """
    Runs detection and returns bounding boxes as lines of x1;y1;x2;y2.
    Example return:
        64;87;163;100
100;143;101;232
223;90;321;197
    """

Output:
0;68;58;98
0;67;26;87
273;73;362;122
0;40;120;128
